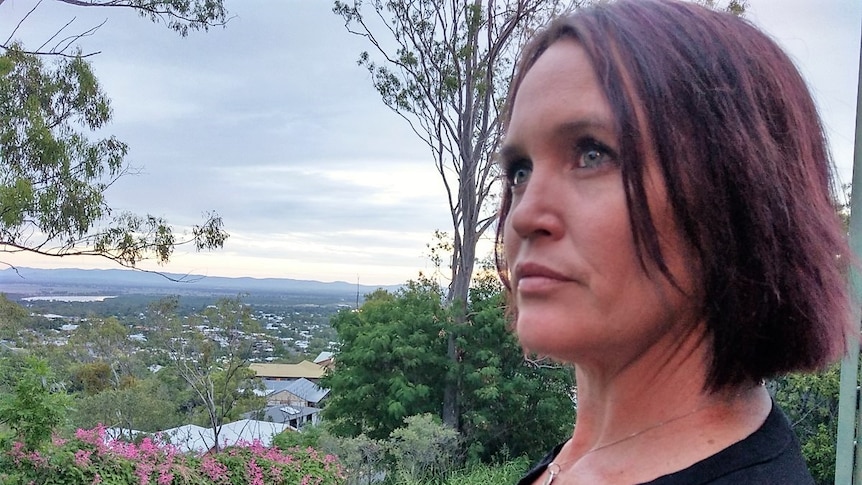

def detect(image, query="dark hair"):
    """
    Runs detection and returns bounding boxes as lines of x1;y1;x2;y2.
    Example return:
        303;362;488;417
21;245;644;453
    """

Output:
495;0;853;391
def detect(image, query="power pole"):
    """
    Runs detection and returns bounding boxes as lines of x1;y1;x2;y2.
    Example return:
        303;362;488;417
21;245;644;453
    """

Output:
835;22;862;485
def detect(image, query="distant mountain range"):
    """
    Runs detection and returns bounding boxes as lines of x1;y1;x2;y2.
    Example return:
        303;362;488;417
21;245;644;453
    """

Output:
0;267;401;299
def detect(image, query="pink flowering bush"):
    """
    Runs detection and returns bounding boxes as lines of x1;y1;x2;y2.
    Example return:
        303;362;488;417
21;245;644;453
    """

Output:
0;425;346;485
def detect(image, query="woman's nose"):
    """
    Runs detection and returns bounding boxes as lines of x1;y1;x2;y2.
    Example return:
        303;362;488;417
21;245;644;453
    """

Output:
507;169;565;240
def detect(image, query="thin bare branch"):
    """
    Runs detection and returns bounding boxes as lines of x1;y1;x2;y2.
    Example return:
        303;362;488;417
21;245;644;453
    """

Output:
4;0;44;46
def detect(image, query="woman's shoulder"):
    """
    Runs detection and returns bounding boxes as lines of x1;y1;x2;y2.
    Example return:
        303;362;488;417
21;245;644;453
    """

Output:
516;441;566;485
515;401;812;485
642;400;813;485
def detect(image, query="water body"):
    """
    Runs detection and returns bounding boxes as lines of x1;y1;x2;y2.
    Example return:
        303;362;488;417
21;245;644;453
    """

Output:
21;295;117;302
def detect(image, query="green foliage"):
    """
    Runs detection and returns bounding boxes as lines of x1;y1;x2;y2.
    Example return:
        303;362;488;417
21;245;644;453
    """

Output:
272;423;326;450
324;275;574;464
0;355;71;450
772;365;841;485
458;277;574;463
70;361;114;395
394;457;530;485
387;413;459;483
148;296;265;451
323;279;450;440
110;0;230;37
68;316;133;384
276;416;461;485
72;376;185;433
0;294;29;341
318;433;386;485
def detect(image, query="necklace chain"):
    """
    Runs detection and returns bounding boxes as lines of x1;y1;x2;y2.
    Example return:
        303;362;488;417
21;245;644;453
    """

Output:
542;401;720;485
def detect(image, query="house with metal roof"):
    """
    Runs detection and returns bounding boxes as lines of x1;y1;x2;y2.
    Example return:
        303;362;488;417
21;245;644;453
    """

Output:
262;377;329;406
247;405;322;430
158;420;294;454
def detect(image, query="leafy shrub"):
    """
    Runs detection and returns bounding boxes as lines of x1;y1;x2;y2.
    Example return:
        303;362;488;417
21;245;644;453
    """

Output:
772;365;841;485
0;356;71;451
390;457;530;485
442;457;531;484
318;433;386;485
272;423;326;450
387;413;459;483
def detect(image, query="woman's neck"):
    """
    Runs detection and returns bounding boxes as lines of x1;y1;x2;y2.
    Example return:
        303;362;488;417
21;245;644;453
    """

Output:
549;331;771;484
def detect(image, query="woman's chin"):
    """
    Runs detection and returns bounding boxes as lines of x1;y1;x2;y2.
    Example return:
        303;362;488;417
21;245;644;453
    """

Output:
516;327;573;361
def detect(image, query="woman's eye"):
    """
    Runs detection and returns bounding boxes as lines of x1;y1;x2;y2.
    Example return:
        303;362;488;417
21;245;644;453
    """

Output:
581;148;606;168
509;165;531;186
575;141;615;169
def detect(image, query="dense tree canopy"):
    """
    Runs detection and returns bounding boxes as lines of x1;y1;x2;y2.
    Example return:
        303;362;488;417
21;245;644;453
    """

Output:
324;276;574;462
773;366;842;485
324;281;451;440
457;274;574;462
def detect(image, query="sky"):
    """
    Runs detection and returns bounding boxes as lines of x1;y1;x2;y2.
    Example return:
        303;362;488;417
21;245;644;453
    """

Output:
1;0;860;286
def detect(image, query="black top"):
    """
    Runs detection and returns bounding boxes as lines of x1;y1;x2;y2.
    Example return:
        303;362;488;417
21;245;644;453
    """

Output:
517;401;813;484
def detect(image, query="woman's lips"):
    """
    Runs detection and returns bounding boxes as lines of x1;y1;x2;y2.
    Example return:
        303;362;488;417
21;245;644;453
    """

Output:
514;262;577;294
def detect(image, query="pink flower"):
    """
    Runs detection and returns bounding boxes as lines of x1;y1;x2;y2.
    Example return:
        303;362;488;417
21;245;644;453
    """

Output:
200;455;229;482
157;470;173;485
26;450;47;467
74;449;92;468
135;460;153;485
247;458;264;485
9;441;25;464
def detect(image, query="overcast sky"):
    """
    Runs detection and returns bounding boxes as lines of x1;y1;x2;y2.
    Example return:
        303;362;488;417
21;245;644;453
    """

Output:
2;0;860;285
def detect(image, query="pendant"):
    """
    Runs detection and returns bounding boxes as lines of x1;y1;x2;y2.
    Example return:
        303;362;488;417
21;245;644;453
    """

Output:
543;464;560;485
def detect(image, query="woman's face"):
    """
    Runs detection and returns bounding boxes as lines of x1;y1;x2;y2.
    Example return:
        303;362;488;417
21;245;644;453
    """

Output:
501;40;699;368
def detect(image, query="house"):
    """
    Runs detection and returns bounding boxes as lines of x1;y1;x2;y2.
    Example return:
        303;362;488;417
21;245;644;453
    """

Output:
217;419;292;448
248;377;330;430
262;378;330;407
158;419;294;454
159;424;212;453
252;405;322;430
313;351;335;370
249;360;326;382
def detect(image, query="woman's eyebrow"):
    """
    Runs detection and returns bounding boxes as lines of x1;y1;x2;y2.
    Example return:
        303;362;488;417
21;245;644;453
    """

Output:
498;144;524;164
552;118;616;139
497;117;617;162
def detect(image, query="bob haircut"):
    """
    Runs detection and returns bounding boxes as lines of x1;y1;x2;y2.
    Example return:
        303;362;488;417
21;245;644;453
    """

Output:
495;0;854;392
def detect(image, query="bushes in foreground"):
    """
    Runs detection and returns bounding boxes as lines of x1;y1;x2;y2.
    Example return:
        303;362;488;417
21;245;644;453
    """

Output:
274;414;531;485
0;425;345;485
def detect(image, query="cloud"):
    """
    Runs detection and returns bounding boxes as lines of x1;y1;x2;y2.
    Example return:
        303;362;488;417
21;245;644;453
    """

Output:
3;0;859;284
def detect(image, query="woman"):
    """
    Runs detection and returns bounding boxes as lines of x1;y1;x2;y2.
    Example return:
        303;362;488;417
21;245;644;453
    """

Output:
495;1;854;483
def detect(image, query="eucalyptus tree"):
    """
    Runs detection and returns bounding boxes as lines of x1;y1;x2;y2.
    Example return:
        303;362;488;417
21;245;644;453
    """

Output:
0;1;230;271
148;296;263;452
334;0;579;429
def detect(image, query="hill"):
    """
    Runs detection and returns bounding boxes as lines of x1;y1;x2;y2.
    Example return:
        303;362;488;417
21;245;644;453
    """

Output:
0;267;401;302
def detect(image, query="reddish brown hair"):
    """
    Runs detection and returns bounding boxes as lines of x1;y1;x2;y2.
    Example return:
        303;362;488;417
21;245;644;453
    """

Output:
496;0;853;391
